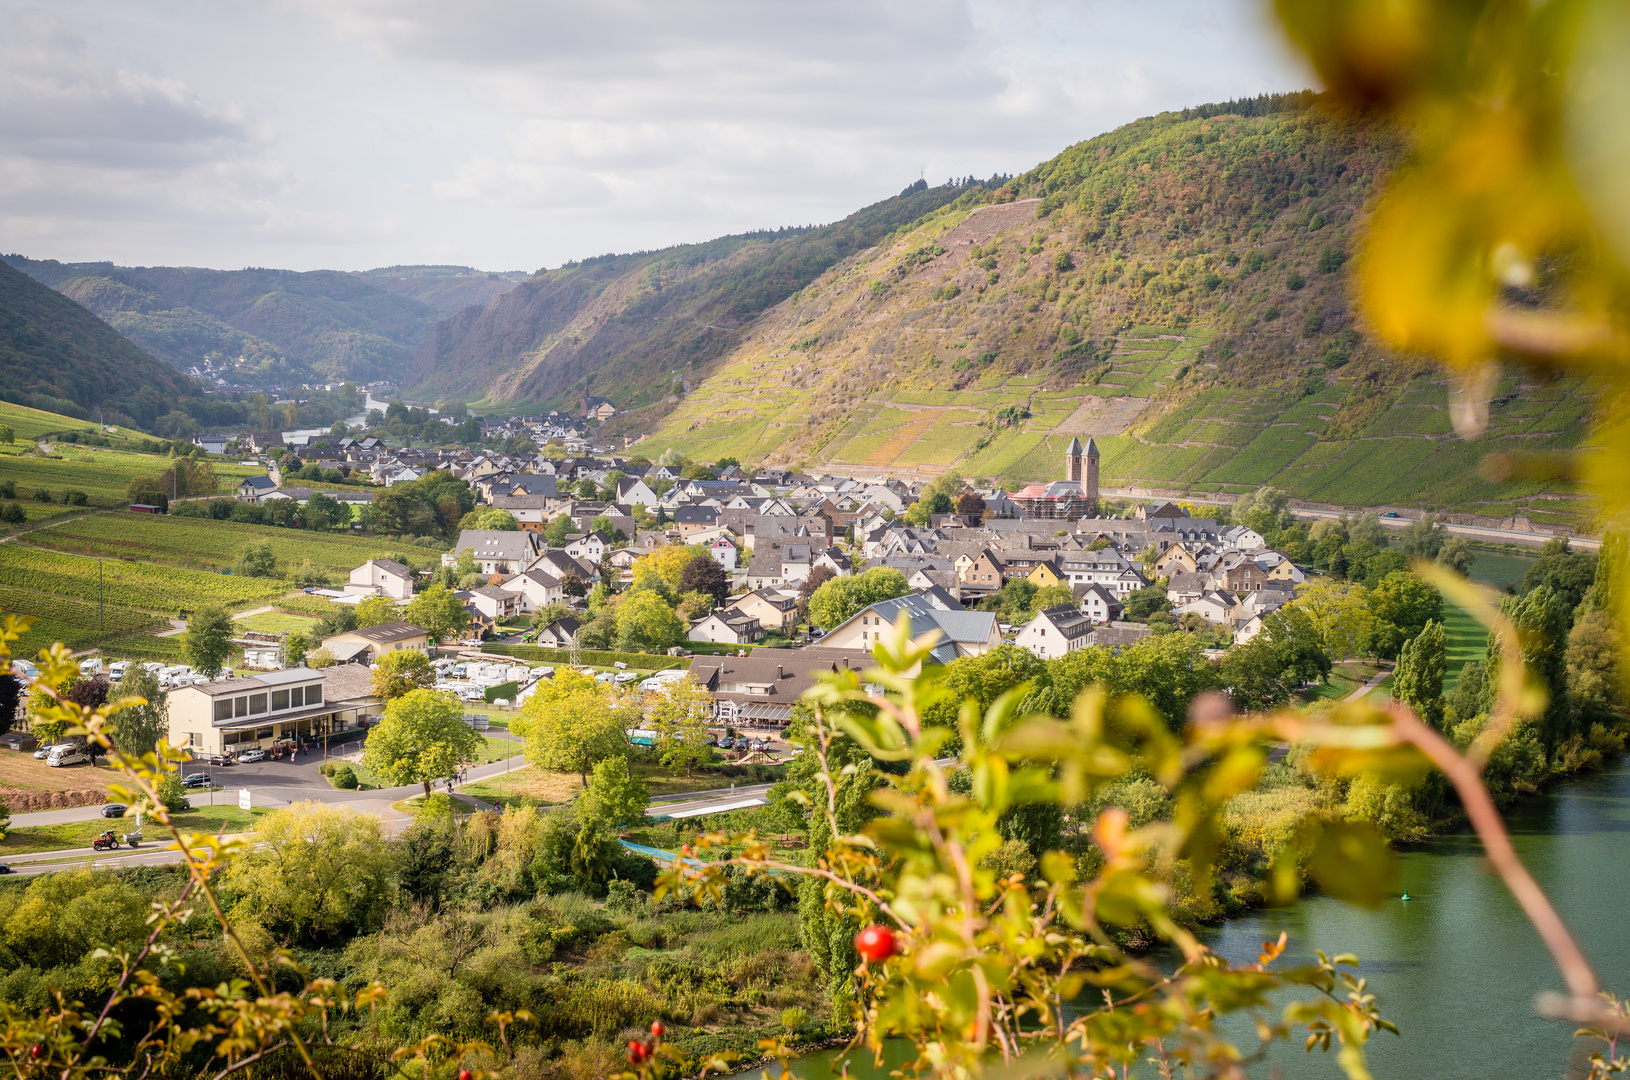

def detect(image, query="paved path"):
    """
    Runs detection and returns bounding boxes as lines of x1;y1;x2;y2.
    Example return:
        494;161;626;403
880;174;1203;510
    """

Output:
155;619;187;637
1343;665;1394;704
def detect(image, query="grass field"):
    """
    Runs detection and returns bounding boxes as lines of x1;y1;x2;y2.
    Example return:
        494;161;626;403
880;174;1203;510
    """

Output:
234;611;321;636
0;447;261;523
462;757;740;810
0;804;271;856
20;513;434;574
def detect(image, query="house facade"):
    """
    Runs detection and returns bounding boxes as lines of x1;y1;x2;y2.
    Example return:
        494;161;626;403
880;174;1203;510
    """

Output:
165;665;379;757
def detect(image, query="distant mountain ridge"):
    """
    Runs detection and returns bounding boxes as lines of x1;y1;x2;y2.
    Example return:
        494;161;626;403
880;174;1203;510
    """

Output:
0;257;527;385
400;180;1000;410
0;259;197;427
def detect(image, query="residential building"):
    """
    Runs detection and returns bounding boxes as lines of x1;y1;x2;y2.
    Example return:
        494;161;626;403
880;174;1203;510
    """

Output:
469;586;523;621
688;648;871;726
347;559;414;601
688;610;765;645
720;589;798;635
822;594;1002;664
444;530;543;576
500;569;565;612
237;475;278;502
1017;604;1095;660
1076;583;1126;624
534;616;581;647
320;621;432;664
960;549;1006;592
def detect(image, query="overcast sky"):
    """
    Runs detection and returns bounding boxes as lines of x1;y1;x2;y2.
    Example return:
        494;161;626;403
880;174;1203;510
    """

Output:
0;1;1310;273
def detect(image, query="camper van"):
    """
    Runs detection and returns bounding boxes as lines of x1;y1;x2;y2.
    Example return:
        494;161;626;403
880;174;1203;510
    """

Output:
47;745;90;767
78;658;103;677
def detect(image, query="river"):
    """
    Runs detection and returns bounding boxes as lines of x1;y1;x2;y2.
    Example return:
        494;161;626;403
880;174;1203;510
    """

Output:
767;761;1629;1079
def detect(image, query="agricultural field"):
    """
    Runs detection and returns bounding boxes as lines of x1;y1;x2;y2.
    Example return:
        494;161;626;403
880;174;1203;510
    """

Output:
0;543;288;614
234;610;322;636
24;513;435;575
0;445;262;523
0;400;106;442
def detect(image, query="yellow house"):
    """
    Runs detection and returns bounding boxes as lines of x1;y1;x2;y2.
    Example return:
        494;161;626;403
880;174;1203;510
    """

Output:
320;621;432;664
164;666;380;757
1026;559;1065;588
1154;542;1198;578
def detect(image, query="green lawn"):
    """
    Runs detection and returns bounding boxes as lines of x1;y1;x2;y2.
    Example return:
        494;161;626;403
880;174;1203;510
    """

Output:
235;611;322;636
0;804;271;856
1442;605;1489;692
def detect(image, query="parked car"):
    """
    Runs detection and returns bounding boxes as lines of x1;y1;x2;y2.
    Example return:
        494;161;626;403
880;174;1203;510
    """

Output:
101;803;128;818
0;863;12;874
32;744;53;760
717;737;736;750
237;747;267;763
181;773;210;788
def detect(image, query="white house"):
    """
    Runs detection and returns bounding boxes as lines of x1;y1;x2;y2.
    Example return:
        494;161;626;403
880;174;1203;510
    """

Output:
1017;605;1095;661
469;586;523;621
1176;590;1242;627
1076;583;1125;624
688;610;765;645
347;559;415;601
1221;525;1267;551
709;536;739;572
499;569;565;613
615;477;660;508
562;531;608;562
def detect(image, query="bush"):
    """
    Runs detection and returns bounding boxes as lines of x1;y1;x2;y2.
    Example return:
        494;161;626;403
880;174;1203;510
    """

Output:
484;680;519;704
318;761;337;777
330;764;358;789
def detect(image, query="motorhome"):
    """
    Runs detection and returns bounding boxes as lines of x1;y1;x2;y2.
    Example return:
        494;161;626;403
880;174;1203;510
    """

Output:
47;745;90;767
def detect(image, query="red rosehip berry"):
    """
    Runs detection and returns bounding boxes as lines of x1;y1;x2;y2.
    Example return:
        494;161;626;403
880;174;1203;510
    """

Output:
679;844;691;856
30;1046;44;1061
458;1071;472;1080
650;1020;665;1039
854;924;897;963
627;1040;651;1064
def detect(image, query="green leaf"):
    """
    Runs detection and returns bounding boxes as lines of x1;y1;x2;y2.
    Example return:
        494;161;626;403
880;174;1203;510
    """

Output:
1308;821;1396;908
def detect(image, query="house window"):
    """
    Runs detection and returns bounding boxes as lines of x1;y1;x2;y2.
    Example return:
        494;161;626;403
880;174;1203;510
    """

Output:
272;690;290;710
249;693;268;715
188;733;201;747
234;697;248;718
307;684;322;704
214;699;233;722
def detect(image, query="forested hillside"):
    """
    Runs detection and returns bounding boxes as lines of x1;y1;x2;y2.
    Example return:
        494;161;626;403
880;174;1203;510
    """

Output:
0;259;199;428
0;256;478;384
401;179;996;412
641;95;1595;526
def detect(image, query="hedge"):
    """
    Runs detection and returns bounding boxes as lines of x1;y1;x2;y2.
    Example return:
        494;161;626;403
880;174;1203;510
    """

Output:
484;680;519;703
481;644;689;670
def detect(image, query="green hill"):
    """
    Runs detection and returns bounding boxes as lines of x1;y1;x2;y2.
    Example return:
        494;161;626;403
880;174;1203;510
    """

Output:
636;95;1593;526
0;257;511;384
400;180;996;413
0;259;198;428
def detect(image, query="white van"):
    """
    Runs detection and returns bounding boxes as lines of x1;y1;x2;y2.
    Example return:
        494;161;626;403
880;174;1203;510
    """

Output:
79;658;103;677
47;745;90;767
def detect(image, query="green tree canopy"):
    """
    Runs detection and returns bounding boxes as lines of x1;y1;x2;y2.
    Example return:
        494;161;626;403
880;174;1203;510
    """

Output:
181;606;235;678
362;689;483;796
513;671;630;785
579;755;649;828
1394;620;1447;732
403;584;471;643
616;589;685;653
808;567;910;629
369;649;435;701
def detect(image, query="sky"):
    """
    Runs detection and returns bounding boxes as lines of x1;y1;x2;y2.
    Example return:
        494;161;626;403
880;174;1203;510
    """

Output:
0;0;1311;273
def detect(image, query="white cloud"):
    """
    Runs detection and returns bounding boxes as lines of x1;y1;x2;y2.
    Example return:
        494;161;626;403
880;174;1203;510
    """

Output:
0;0;1311;269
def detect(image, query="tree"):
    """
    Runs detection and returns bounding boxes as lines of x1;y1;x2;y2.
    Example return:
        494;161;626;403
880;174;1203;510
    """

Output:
1348;513;1388;548
307;647;337;669
282;632;310;668
220;801;397;941
0;503;23;525
1394;620;1447;732
1367;571;1443;659
236;542;278;578
108;666;169;758
543;514;574;547
956;490;986;519
580;755;649;828
1565;610;1623;724
646;677;715;776
1123;586;1172;621
677;553;729;604
0;425;12;445
512;673;628;785
632;545;709;594
403;584;471;644
1286;579;1374;660
1523;547;1597;612
1400;516;1447;559
797;565;837;618
370;649;435;701
0;674;19;739
354;595;397;629
362;689;482;797
1436;536;1475;575
808;567;910;629
458;507;520;531
182;606;235;678
616;589;685;653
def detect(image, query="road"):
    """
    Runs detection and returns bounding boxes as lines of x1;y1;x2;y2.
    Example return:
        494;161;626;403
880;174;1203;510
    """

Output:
1;750;788;876
1099;489;1596;550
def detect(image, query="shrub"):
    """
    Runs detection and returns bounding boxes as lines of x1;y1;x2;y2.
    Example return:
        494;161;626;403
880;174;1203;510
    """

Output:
330;764;358;789
484;680;519;704
1286;270;1306;290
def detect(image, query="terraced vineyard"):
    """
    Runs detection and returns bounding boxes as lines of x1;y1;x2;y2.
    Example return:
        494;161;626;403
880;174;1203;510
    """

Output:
0;543;288;613
25;514;433;574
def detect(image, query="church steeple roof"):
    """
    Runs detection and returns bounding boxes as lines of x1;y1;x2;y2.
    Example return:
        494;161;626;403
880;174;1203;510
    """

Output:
1065;437;1083;456
1084;437;1100;457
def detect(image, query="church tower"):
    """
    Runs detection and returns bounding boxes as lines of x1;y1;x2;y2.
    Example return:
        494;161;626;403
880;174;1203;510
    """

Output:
1064;437;1083;483
1084;437;1100;505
